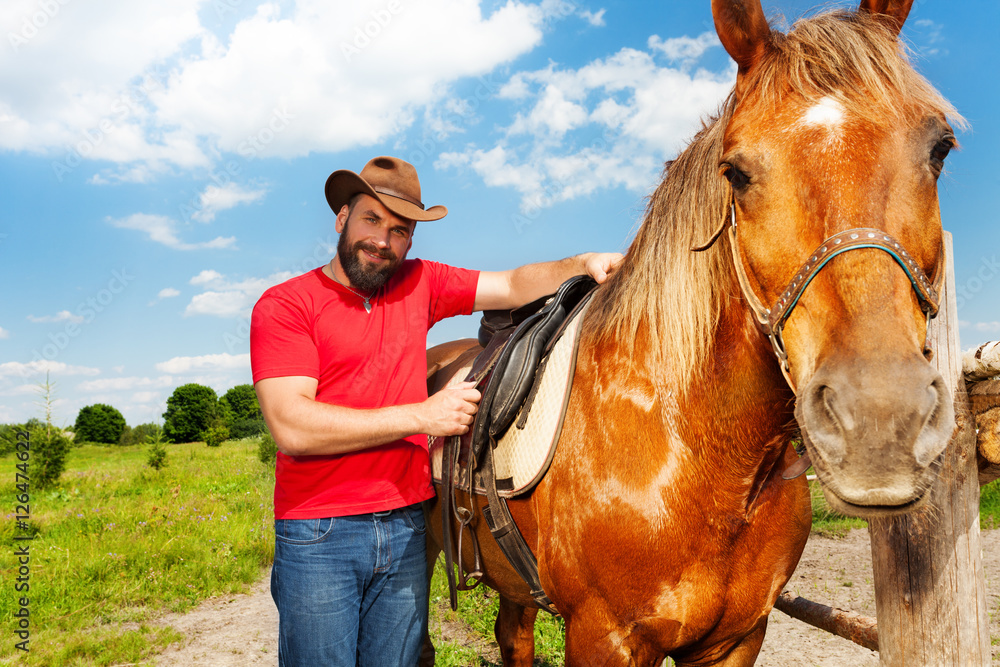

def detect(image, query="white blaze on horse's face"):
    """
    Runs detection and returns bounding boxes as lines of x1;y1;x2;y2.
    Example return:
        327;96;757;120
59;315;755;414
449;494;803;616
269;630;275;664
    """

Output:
801;96;845;129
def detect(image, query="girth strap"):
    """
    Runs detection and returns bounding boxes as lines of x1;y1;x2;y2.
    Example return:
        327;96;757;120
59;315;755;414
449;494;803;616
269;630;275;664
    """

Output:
480;441;559;615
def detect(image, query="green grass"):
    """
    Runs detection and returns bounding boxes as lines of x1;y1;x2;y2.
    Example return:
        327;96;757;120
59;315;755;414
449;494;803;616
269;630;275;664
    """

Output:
0;439;275;666
979;478;1000;528
428;560;564;665
808;478;867;537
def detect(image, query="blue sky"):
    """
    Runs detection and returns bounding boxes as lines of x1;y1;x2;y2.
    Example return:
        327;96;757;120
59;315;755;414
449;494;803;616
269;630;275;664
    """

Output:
0;0;997;428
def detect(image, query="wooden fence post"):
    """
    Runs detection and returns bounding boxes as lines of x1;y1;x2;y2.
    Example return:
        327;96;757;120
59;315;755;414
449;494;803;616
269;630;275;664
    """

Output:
867;232;991;665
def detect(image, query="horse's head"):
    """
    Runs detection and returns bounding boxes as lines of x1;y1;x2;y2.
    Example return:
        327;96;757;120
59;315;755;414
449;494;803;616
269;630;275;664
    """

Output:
711;0;961;517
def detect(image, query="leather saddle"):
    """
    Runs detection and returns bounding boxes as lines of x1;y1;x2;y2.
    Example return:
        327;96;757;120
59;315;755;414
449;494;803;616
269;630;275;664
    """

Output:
439;274;597;615
472;274;597;458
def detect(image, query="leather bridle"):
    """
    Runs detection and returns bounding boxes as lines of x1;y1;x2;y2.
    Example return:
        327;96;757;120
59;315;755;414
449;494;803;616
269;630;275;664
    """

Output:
695;200;945;392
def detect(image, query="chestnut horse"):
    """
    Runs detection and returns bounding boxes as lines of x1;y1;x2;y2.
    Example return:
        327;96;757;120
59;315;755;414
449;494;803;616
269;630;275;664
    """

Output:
424;0;962;664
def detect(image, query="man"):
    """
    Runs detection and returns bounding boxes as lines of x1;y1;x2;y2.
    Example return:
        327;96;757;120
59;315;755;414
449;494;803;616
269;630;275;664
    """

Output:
250;156;622;666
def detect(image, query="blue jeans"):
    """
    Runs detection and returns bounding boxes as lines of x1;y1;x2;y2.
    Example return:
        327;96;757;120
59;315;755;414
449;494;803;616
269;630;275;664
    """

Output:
270;503;429;667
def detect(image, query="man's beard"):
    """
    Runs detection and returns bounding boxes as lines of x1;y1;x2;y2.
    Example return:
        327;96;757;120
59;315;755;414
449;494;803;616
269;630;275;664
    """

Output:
337;232;402;293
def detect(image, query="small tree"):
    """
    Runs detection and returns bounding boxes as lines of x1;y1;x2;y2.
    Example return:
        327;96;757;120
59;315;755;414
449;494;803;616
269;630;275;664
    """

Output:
34;374;69;488
163;384;219;443
146;429;168;470
74;403;127;444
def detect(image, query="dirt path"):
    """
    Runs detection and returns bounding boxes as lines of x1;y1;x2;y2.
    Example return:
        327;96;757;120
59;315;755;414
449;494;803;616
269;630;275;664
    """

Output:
149;529;1000;665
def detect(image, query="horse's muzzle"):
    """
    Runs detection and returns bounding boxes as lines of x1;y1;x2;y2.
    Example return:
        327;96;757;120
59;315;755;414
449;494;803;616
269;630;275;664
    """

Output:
795;356;955;516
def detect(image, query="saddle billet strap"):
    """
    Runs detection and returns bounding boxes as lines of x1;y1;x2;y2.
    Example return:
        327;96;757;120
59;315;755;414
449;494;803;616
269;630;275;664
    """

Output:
440;330;514;610
480;442;559;615
442;430;485;610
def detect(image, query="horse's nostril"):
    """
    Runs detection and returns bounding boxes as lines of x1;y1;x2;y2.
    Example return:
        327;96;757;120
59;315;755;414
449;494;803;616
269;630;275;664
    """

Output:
820;385;853;432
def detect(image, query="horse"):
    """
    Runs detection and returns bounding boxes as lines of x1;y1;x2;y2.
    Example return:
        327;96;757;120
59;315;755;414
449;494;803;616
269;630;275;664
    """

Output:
423;0;962;663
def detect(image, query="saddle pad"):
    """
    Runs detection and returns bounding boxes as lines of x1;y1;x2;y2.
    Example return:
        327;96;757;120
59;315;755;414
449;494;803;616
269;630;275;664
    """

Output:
492;299;588;496
429;299;590;497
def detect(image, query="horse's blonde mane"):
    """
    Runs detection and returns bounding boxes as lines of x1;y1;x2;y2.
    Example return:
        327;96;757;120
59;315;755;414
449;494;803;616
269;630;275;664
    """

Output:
584;8;962;393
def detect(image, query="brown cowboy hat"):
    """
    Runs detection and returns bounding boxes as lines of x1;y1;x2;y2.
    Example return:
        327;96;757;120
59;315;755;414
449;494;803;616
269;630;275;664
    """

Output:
324;156;447;222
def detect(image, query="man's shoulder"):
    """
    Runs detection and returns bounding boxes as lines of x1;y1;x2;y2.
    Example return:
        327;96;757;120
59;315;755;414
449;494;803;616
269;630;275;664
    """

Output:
260;267;325;300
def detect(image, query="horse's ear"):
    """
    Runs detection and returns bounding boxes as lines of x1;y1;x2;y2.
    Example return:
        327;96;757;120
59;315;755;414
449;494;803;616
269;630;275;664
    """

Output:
858;0;914;36
712;0;773;87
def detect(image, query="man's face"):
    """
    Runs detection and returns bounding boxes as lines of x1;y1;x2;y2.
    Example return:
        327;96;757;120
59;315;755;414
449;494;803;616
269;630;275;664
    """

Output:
335;194;415;292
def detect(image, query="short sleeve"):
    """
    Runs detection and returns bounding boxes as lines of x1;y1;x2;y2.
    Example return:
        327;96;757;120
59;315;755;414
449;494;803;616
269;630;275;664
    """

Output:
250;290;320;384
422;260;479;326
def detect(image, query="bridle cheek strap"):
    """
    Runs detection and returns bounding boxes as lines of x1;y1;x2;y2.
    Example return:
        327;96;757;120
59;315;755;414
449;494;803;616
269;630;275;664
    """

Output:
723;205;944;394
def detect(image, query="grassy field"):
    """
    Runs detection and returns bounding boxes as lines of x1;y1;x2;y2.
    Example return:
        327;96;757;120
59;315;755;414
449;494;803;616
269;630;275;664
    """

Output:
0;439;274;666
4;441;1000;665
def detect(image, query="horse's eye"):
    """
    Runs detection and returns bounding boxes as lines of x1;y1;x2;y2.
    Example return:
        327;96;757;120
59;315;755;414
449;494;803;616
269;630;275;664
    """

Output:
722;163;751;191
930;135;955;175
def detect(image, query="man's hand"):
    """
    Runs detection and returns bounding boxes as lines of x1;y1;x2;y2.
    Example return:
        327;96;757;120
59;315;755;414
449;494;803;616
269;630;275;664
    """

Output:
419;381;481;436
583;252;625;284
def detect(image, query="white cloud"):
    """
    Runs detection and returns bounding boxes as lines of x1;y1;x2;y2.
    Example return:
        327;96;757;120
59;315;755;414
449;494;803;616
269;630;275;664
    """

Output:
190;270;224;286
0;384;42;397
184;270;295;318
580;9;606;27
27;310;84;324
0;0;559;173
155;353;250;374
439;43;734;210
0;326;9;339
0;0;208;168
191;182;266;223
648;31;721;63
0;360;100;378
973;322;1000;333
76;376;174;392
108;213;236;250
158;287;180;299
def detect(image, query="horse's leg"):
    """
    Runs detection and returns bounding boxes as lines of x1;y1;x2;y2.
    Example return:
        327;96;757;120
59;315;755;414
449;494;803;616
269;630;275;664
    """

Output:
710;619;766;667
495;595;538;667
672;619;767;667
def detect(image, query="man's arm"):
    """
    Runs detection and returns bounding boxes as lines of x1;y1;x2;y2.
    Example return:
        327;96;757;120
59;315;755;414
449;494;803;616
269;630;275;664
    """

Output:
474;252;624;312
255;376;481;457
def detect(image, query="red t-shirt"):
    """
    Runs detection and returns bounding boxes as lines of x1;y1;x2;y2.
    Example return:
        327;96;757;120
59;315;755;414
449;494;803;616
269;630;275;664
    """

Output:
250;259;479;519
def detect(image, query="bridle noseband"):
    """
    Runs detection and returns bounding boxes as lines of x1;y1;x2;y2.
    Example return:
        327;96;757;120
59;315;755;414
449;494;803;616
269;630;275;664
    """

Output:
694;201;945;392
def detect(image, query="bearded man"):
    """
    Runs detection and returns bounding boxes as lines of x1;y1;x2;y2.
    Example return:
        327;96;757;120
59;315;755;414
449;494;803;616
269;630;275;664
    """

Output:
250;156;622;666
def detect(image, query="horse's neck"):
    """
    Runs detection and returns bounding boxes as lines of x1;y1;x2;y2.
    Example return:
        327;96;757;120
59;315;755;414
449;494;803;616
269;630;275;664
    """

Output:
670;308;794;482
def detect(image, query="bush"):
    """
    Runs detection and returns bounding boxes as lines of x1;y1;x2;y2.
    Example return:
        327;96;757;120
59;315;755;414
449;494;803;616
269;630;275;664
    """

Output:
230;417;268;440
120;422;164;447
203;425;230;448
163;384;220;443
257;432;278;464
73;404;126;444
